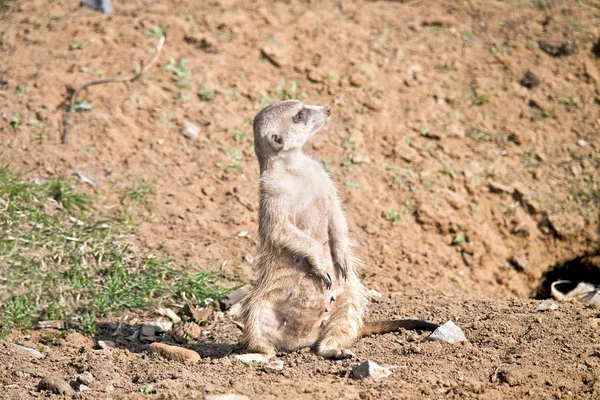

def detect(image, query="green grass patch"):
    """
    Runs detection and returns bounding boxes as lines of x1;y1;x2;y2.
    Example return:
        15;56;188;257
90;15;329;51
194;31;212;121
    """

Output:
0;166;239;338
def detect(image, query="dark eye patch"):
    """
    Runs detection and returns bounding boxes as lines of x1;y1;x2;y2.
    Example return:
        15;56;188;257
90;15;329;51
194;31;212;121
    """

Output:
293;109;308;124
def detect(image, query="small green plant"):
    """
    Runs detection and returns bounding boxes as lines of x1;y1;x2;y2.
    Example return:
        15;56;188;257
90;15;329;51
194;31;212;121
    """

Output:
440;163;458;179
69;40;86;50
217;150;243;170
274;79;305;100
385;209;402;227
442;61;455;71
490;43;510;55
226;89;241;100
10;112;22;130
431;24;443;33
556;95;580;109
80;66;89;73
198;86;216;102
39;331;69;346
527;40;540;50
342;138;356;151
344;180;359;189
472;93;490;106
452;234;467;245
123;182;154;208
14;84;26;96
461;29;475;41
232;129;245;142
146;25;164;38
140;385;156;395
341;154;355;168
468;128;490;142
163;58;190;89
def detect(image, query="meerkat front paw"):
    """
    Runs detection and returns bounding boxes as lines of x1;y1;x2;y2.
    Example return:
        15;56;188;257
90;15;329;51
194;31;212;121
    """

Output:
333;251;348;281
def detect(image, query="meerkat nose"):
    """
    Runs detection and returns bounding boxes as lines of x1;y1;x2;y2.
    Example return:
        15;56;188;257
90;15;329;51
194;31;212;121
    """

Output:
325;106;331;115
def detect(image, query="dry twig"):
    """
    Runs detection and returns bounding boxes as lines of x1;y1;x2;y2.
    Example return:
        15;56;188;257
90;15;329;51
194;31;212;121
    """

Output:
61;35;165;144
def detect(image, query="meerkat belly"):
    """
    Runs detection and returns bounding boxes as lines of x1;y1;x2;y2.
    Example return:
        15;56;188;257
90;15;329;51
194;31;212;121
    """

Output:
264;257;338;351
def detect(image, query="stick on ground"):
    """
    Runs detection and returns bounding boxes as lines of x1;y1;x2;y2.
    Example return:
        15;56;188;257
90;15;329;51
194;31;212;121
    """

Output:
61;35;165;144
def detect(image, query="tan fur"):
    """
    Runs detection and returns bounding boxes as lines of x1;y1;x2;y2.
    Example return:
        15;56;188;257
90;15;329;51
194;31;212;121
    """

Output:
240;100;437;360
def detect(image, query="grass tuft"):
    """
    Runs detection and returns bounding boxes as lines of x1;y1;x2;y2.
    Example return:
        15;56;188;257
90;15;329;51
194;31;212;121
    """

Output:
0;166;239;338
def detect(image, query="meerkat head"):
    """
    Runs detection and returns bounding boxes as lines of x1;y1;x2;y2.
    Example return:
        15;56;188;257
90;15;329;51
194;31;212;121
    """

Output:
253;99;331;168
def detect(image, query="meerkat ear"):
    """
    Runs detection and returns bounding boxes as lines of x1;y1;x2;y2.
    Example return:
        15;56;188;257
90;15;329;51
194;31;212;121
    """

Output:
267;133;284;152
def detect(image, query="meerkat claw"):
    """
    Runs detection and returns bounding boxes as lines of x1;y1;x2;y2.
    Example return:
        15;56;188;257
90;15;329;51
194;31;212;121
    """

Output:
336;260;347;281
323;272;332;290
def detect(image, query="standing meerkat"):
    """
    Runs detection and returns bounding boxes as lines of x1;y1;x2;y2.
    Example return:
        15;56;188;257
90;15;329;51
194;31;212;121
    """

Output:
239;100;438;360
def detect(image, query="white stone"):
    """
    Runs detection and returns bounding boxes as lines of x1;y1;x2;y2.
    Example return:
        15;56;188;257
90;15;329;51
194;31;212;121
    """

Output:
537;300;558;311
428;321;467;344
351;360;392;380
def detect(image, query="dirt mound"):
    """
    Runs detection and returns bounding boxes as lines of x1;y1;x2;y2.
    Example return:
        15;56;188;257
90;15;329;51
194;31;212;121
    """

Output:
1;0;599;398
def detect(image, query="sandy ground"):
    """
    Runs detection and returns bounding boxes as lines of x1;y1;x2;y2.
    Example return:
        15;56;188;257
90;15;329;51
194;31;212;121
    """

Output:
1;0;600;398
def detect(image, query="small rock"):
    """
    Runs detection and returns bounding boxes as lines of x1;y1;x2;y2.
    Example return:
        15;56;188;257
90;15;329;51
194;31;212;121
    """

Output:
97;340;116;349
78;384;89;392
508;256;528;271
351;360;392;380
243;254;254;265
352;154;371;164
547;213;585;239
140;324;157;341
205;395;250;400
577;139;588;147
537;300;558;312
148;343;201;364
364;97;383;111
263;360;284;373
307;69;323;83
507;129;530;145
583;292;600;305
261;45;288;68
11;344;44;359
235;353;271;364
488;180;512;194
183;121;199;141
155;307;182;324
444;190;467;209
76;372;94;386
220;289;247;311
12;370;41;379
37;377;72;395
349;72;367;87
428;321;467;344
143;321;173;333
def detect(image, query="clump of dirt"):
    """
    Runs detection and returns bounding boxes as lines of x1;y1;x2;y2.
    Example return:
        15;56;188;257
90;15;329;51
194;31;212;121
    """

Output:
1;0;600;398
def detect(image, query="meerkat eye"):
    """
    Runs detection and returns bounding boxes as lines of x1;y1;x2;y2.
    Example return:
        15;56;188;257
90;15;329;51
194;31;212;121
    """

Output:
293;110;305;123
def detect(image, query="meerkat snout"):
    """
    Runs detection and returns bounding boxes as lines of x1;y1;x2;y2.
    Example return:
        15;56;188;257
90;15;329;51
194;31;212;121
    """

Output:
253;100;331;172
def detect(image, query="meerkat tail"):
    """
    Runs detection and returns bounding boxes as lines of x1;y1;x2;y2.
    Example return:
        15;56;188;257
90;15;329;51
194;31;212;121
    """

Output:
360;320;439;337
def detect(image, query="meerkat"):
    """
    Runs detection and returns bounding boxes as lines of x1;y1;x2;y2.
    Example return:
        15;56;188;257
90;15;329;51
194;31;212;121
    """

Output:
239;100;438;360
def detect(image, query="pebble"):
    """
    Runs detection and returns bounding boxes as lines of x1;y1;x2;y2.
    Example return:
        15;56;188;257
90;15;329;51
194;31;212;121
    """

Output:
349;72;367;87
11;344;44;359
261;45;288;68
577;139;588;147
173;322;203;343
509;256;528;271
149;343;201;363
183;121;199;141
537;300;558;311
97;340;116;349
364;97;383;111
488;180;512;194
428;321;467;344
243;254;254;265
263;360;284;373
367;289;383;301
205;395;250;400
12;370;41;379
80;0;112;14
143;321;173;333
76;372;94;386
37;377;72;395
351;360;392;380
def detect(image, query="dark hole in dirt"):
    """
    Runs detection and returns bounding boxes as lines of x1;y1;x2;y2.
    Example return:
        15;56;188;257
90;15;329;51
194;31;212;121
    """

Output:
593;38;600;58
534;253;600;299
